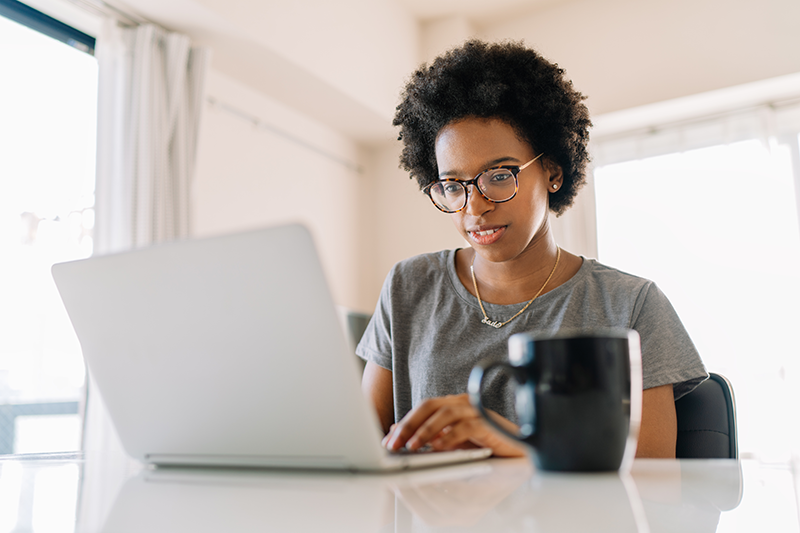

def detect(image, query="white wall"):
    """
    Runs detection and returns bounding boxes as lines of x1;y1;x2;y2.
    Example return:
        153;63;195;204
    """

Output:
117;0;419;143
193;70;368;310
194;0;419;123
479;0;800;115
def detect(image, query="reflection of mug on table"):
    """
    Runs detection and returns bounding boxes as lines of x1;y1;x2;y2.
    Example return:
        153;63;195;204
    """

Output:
469;330;642;472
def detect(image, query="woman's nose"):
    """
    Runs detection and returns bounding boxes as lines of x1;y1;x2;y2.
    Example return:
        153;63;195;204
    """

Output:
464;185;494;216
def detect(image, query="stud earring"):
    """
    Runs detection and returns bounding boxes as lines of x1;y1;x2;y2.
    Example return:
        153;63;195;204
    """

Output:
552;184;558;190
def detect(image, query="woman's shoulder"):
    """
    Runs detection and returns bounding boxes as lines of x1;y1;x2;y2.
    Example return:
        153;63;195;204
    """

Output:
379;249;459;306
554;257;661;310
578;258;655;291
389;249;454;280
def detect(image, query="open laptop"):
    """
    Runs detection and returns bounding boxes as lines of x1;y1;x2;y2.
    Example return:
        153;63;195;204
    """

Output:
51;223;491;471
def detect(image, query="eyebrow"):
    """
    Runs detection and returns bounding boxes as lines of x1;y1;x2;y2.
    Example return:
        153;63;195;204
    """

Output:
438;156;521;179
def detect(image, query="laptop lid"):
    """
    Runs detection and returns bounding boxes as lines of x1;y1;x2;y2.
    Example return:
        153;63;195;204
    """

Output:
53;224;402;468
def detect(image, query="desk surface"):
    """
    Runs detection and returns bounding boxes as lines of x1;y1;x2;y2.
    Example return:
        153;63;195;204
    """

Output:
1;452;798;532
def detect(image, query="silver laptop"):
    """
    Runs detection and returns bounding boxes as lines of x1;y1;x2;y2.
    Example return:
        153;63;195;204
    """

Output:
52;223;490;471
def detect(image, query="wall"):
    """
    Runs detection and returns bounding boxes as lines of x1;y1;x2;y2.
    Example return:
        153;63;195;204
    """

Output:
479;0;800;116
115;0;419;143
193;70;368;310
193;0;419;124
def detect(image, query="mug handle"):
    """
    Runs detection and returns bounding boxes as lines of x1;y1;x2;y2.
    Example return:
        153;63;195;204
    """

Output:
468;359;533;442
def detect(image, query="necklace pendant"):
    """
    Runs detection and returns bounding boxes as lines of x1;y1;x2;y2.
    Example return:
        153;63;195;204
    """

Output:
481;317;503;329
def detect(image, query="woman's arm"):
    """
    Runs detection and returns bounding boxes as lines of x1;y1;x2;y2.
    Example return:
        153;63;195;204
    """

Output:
637;384;677;458
361;361;395;434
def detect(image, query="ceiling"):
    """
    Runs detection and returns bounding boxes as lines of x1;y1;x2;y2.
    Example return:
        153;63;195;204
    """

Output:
395;0;569;26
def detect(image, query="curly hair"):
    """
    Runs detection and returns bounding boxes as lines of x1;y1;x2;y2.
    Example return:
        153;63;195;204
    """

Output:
393;40;591;216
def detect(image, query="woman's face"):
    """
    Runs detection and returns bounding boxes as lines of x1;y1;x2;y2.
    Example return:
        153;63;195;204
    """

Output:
434;117;562;264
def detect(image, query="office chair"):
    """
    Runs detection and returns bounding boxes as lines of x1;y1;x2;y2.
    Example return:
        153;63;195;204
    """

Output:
675;373;738;459
344;310;371;373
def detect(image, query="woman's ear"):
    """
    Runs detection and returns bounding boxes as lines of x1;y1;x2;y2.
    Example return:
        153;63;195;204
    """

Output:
543;157;564;192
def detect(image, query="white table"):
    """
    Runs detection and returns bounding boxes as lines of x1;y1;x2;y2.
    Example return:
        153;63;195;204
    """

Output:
1;452;798;532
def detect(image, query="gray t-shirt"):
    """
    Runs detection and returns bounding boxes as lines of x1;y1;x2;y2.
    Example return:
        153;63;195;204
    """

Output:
356;250;707;425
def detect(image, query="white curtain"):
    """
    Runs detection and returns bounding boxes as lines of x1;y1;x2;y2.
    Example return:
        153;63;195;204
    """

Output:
94;20;210;253
78;19;209;527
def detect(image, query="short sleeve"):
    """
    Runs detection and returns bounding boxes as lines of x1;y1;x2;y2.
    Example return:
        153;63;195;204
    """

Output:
632;283;708;399
355;268;395;371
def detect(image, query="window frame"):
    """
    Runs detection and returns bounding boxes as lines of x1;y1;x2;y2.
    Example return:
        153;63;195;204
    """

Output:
0;0;95;54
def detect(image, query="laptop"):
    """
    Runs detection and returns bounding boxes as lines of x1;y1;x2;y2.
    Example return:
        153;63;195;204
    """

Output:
51;223;491;471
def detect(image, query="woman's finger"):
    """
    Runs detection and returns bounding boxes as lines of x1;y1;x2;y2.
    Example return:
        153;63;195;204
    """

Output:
405;400;476;450
385;395;468;450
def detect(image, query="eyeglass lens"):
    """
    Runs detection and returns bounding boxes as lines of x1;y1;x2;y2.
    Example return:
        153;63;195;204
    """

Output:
429;168;517;212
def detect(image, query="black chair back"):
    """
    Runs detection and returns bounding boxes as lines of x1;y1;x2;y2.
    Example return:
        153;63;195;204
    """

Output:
675;373;738;459
345;311;371;373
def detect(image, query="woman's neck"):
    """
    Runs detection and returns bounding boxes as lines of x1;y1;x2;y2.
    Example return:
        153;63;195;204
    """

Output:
457;232;582;306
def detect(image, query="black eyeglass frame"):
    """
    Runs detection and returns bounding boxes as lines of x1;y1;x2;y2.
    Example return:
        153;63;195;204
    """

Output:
422;153;544;214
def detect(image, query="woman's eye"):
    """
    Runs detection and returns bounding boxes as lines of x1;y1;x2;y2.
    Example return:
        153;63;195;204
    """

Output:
490;171;514;183
443;183;464;195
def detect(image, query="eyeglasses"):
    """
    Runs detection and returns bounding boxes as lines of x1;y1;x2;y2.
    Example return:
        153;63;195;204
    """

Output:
422;153;544;213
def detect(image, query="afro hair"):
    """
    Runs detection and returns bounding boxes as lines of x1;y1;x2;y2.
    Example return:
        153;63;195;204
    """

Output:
393;39;592;216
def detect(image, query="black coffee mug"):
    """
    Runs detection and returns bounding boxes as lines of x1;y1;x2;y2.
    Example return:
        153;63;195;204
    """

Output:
468;330;642;472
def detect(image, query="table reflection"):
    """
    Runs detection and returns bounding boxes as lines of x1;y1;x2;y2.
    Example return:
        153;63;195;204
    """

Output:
97;459;652;533
101;467;394;533
392;460;646;533
632;460;743;533
0;453;765;533
389;460;531;529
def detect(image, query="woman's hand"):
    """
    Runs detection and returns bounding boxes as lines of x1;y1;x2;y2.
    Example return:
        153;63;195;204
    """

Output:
382;393;528;458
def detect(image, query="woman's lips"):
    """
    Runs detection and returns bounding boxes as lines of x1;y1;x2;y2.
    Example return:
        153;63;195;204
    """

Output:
469;226;506;245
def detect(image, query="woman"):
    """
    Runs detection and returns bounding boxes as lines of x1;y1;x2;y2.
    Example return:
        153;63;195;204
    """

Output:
356;40;707;458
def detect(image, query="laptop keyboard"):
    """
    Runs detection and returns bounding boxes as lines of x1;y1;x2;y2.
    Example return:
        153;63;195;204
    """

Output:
391;444;437;455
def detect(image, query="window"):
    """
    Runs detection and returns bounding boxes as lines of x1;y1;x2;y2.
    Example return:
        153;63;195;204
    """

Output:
593;101;800;460
0;0;97;454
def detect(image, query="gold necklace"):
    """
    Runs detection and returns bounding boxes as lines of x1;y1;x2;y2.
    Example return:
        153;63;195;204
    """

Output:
470;247;561;329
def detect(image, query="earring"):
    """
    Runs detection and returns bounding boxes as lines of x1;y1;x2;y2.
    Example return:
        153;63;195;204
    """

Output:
552;184;558;190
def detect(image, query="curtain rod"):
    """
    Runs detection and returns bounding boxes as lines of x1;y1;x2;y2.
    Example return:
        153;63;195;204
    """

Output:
207;97;364;175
